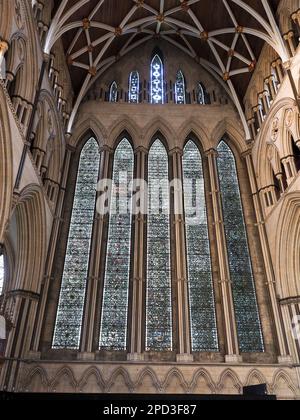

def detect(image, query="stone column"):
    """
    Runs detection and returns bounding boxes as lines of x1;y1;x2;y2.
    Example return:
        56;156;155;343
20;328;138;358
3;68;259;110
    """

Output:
170;148;193;363
284;31;296;57
279;298;300;364
247;118;256;140
281;155;298;184
243;149;291;362
267;75;277;99
128;146;148;361
205;149;241;362
272;59;284;84
0;291;40;391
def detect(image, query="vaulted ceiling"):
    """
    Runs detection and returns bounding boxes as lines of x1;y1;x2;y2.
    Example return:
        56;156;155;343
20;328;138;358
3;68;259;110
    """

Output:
46;1;285;134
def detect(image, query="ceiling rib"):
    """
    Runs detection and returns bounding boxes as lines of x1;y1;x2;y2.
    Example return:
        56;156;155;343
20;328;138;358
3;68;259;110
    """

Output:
44;0;289;140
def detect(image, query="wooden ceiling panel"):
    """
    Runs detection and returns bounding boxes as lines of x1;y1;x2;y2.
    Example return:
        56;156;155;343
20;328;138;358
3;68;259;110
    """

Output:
52;0;281;100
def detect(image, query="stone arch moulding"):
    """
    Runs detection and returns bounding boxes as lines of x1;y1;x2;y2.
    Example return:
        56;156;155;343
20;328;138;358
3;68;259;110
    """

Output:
210;118;247;154
142;117;178;150
107;116;140;149
0;84;13;244
275;191;300;300
177;118;211;151
69;116;108;149
12;184;47;293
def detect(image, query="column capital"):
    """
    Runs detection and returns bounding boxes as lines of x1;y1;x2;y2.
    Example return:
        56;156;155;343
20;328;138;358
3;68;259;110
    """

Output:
134;146;148;156
204;147;218;158
66;143;76;153
100;144;114;154
282;60;291;70
241;147;253;159
169;147;183;157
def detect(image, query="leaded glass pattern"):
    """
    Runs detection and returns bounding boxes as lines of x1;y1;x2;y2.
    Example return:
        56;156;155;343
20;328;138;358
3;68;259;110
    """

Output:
129;71;139;103
0;254;4;295
151;54;164;104
99;139;134;350
146;139;172;351
109;81;118;102
175;70;186;104
217;141;264;353
53;138;100;349
197;82;205;105
183;141;218;352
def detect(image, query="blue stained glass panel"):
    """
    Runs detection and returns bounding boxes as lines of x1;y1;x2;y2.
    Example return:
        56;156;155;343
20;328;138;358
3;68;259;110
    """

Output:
151;55;164;104
129;71;140;103
175;70;186;104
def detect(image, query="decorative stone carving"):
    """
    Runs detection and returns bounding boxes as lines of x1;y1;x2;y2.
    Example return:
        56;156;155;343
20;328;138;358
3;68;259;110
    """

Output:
285;108;294;128
271;117;279;142
14;0;24;30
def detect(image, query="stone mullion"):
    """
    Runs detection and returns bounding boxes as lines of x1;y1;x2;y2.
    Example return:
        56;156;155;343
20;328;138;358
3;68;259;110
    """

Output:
80;145;113;355
170;148;193;362
206;149;240;361
128;147;147;361
31;144;74;353
243;151;291;362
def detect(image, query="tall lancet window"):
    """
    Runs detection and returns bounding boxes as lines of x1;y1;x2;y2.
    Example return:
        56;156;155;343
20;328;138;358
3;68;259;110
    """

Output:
175;70;186;104
151;54;164;104
53;138;100;349
183;141;218;352
99;139;134;350
129;71;139;103
217;141;264;353
197;82;206;105
146;139;172;351
0;253;4;295
109;81;118;102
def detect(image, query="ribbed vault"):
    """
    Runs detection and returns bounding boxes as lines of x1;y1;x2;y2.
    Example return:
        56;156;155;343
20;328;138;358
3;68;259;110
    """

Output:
45;0;288;136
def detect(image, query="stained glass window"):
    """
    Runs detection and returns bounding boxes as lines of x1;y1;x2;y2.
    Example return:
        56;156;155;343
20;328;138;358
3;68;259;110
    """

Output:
217;141;264;353
53;138;100;349
109;81;118;102
151;54;164;104
129;71;139;103
146;139;172;351
197;82;206;105
183;141;218;352
175;70;186;104
99;139;134;350
0;254;4;295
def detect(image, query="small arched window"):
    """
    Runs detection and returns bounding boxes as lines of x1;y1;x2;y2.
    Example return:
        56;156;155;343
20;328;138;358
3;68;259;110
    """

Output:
175;70;186;104
128;71;140;103
196;82;206;105
151;54;164;104
109;81;118;103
